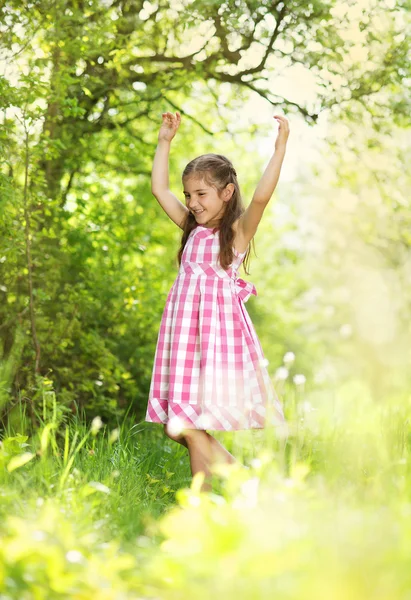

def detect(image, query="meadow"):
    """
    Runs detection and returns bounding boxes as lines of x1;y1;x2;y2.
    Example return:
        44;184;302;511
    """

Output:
1;374;411;599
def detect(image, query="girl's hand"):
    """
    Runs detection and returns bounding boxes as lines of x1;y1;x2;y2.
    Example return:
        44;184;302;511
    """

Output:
158;111;181;142
273;114;290;151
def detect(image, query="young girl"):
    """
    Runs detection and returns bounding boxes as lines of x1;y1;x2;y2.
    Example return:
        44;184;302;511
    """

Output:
145;110;290;492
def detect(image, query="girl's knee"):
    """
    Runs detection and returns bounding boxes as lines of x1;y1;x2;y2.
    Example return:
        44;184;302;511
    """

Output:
182;428;208;442
164;423;186;443
164;423;208;444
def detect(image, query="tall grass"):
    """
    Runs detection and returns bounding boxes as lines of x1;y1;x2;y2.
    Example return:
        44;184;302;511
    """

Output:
1;376;411;598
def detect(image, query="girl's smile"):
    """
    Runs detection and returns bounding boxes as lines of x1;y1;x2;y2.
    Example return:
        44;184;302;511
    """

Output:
183;177;232;228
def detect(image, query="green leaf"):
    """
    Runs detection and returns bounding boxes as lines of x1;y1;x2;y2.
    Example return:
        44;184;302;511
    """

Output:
7;452;36;472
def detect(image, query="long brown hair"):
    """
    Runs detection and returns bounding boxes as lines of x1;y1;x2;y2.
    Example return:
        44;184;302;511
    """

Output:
177;154;255;274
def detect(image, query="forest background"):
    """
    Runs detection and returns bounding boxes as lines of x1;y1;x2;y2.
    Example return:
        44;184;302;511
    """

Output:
1;0;410;431
1;1;411;598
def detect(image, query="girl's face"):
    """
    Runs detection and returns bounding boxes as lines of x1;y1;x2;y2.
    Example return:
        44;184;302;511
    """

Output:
182;176;234;228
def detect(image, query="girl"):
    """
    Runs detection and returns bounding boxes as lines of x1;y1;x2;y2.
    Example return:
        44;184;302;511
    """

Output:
145;110;290;492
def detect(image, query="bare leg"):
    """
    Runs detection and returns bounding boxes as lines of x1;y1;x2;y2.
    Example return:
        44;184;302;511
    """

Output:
184;429;214;492
164;424;214;491
163;425;238;492
205;432;237;466
164;424;236;465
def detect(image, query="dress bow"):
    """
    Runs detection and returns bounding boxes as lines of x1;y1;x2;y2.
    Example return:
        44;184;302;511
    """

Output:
234;276;257;303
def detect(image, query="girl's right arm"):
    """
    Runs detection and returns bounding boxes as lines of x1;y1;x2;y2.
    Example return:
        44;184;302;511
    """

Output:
151;112;188;230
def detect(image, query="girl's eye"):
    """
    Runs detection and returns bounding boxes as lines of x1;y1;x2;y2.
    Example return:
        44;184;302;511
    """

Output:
184;194;205;199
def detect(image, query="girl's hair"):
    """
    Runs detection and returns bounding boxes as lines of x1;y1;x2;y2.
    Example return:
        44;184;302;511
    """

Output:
177;153;255;274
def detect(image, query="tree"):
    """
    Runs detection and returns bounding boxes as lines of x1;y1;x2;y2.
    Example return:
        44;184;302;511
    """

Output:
0;0;409;428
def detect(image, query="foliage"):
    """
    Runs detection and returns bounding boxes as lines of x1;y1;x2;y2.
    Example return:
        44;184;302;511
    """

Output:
1;0;410;427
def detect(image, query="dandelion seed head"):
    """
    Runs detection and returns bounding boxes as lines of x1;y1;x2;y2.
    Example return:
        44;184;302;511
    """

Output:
293;374;306;386
91;416;103;434
275;366;289;381
66;550;84;564
109;428;119;443
283;351;295;365
167;416;185;437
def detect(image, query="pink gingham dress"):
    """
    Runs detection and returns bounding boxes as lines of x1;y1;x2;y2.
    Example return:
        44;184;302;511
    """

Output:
145;225;286;431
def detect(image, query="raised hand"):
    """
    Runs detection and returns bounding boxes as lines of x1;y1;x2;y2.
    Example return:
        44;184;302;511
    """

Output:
158;111;182;143
273;114;290;150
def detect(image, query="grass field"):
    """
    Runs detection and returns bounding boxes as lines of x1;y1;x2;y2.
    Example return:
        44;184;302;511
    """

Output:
1;384;411;599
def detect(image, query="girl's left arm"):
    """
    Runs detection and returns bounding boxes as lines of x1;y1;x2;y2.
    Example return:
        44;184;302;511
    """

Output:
237;115;290;245
252;115;289;204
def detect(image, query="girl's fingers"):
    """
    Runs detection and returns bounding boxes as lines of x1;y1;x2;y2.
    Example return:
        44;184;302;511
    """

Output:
162;112;181;125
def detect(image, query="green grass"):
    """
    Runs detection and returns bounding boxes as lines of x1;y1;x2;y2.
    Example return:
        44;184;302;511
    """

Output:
1;384;411;598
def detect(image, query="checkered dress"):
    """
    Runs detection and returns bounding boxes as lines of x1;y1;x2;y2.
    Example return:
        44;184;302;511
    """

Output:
145;225;286;431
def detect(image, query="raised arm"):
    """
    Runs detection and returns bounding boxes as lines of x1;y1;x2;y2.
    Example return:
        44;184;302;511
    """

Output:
236;115;290;245
151;111;189;229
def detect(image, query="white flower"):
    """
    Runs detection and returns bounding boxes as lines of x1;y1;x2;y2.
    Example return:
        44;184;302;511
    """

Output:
166;416;185;437
275;366;289;381
283;351;295;365
109;428;119;444
293;374;306;386
91;416;103;434
66;550;84;564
